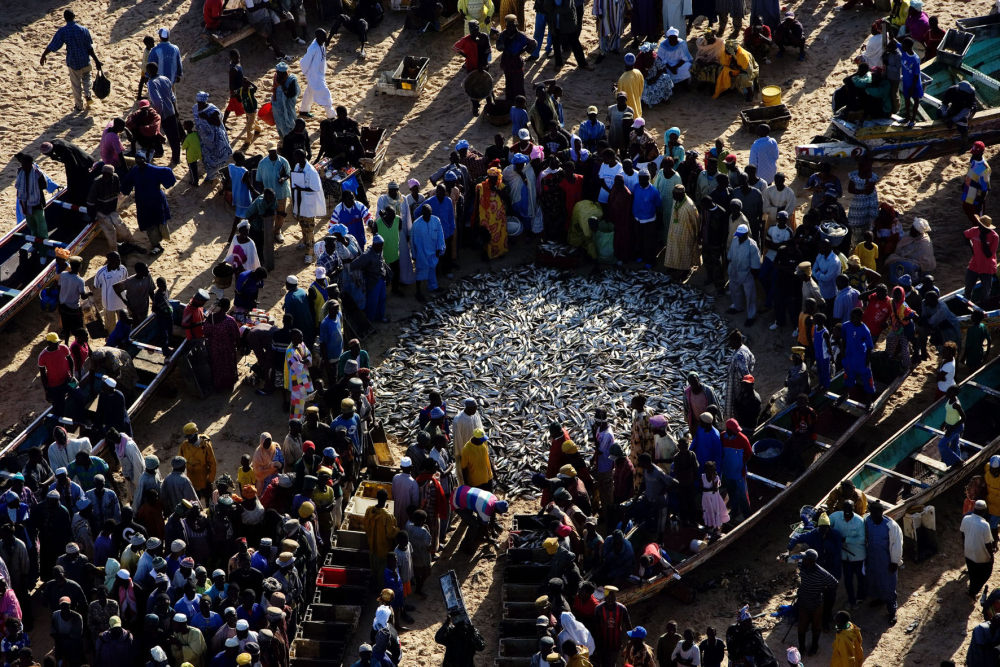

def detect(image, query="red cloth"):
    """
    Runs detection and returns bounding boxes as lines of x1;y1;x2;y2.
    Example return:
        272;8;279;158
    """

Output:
225;96;246;116
38;345;72;387
559;174;584;223
453;35;481;71
204;0;224;30
862;295;892;340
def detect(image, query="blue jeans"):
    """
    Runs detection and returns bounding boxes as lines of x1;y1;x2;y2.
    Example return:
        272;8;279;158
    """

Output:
530;14;553;58
365;278;387;322
938;423;964;467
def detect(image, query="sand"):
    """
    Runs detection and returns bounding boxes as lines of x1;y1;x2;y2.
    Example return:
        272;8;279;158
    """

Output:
0;0;995;663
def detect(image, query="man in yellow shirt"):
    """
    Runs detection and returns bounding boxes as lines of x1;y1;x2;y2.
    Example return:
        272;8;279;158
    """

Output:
461;429;497;490
363;488;398;588
617;54;644;119
179;422;217;502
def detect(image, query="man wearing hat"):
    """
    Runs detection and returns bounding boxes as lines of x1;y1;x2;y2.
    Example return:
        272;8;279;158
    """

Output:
593;585;630;667
576;106;607;152
134;454;163;508
964;141;992;221
450;483;508;552
38;332;76;417
161;457;198;511
180;422;217;502
727;223;762;326
962;498;996;598
170;613;208;666
51;594;85;664
622;626;654;666
793;548;837;655
863;500;902;624
447;399;482;484
460;429;496;491
390;457;419;527
363;489;398;588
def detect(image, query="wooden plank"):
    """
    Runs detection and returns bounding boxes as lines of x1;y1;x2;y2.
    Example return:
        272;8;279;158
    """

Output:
863;461;930;488
911;452;949;474
747;472;786;490
969;381;1000;400
209;26;256;48
763;423;833;448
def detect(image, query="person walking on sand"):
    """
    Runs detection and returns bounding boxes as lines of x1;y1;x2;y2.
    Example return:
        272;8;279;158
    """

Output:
830;611;863;667
40;9;103;112
962;499;996;599
299;30;335;119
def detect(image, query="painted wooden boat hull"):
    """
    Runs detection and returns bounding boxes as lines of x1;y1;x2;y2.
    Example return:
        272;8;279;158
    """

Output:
614;364;910;606
819;357;1000;521
0;302;189;460
0;191;99;331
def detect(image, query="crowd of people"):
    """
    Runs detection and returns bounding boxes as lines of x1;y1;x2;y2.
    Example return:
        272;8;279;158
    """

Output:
11;0;1000;665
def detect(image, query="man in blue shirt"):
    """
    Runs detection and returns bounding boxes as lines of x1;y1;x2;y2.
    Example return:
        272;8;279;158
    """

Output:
329;190;371;252
837;307;876;409
145;62;182;165
632;171;662;267
148;27;183;84
41;9;102;112
577;106;607;151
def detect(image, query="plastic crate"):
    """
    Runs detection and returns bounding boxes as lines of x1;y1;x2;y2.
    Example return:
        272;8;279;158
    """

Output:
316;566;350;587
739;103;792;132
937;29;974;67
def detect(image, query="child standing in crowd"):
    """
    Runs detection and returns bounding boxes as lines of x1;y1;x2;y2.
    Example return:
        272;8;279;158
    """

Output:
237;76;260;151
962;309;992;371
137;35;156;99
181;120;202;187
701;461;729;538
853;230;879;271
237;454;255;491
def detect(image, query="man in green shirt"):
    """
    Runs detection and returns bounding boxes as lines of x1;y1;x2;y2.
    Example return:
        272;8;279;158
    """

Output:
246;189;278;271
373;206;401;292
962;308;992;370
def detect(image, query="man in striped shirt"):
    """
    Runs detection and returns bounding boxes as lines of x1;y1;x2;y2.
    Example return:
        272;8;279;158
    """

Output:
594;585;631;667
796;548;838;656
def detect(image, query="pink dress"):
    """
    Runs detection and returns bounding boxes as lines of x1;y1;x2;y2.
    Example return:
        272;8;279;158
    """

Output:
701;473;730;529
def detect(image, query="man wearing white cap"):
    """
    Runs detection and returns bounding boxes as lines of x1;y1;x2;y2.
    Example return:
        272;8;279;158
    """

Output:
391;458;419;526
452;399;483;485
170;612;207;666
727;223;761;326
148;28;182;84
298;30;335;119
962;498;996;598
96;375;131;436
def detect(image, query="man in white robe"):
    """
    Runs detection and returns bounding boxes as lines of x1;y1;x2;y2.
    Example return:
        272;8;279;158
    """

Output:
298;30;335;119
291;150;326;264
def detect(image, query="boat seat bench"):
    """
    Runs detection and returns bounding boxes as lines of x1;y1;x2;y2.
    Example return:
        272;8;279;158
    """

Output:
863;461;930;488
910;452;949;475
0;286;21;298
914;422;983;450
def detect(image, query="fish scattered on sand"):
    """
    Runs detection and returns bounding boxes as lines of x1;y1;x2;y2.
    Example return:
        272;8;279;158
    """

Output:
374;266;730;497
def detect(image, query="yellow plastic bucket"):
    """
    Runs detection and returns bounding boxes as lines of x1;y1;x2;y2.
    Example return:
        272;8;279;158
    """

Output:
761;85;782;106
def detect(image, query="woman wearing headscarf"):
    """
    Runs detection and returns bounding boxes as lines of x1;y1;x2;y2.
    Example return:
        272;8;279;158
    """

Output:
558;611;596;655
474;168;510;259
713;39;759;101
203;298;242;393
284;329;314;421
252;432;284;494
192;91;233;181
371;604;401;665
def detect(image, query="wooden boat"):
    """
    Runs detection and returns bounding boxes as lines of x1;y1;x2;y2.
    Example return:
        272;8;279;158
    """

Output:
613;362;910;606
815;356;1000;521
0;190;99;331
795;15;1000;170
0;302;189;462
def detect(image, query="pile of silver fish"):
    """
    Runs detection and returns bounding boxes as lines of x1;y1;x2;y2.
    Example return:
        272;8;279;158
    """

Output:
374;267;731;497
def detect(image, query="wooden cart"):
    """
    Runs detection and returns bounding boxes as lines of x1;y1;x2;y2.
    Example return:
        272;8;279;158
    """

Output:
359;126;388;181
375;56;429;97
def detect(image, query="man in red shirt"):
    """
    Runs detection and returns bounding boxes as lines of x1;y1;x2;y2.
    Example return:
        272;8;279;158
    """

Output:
181;289;209;341
862;283;892;341
594;585;631;667
38;332;75;417
720;418;754;521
